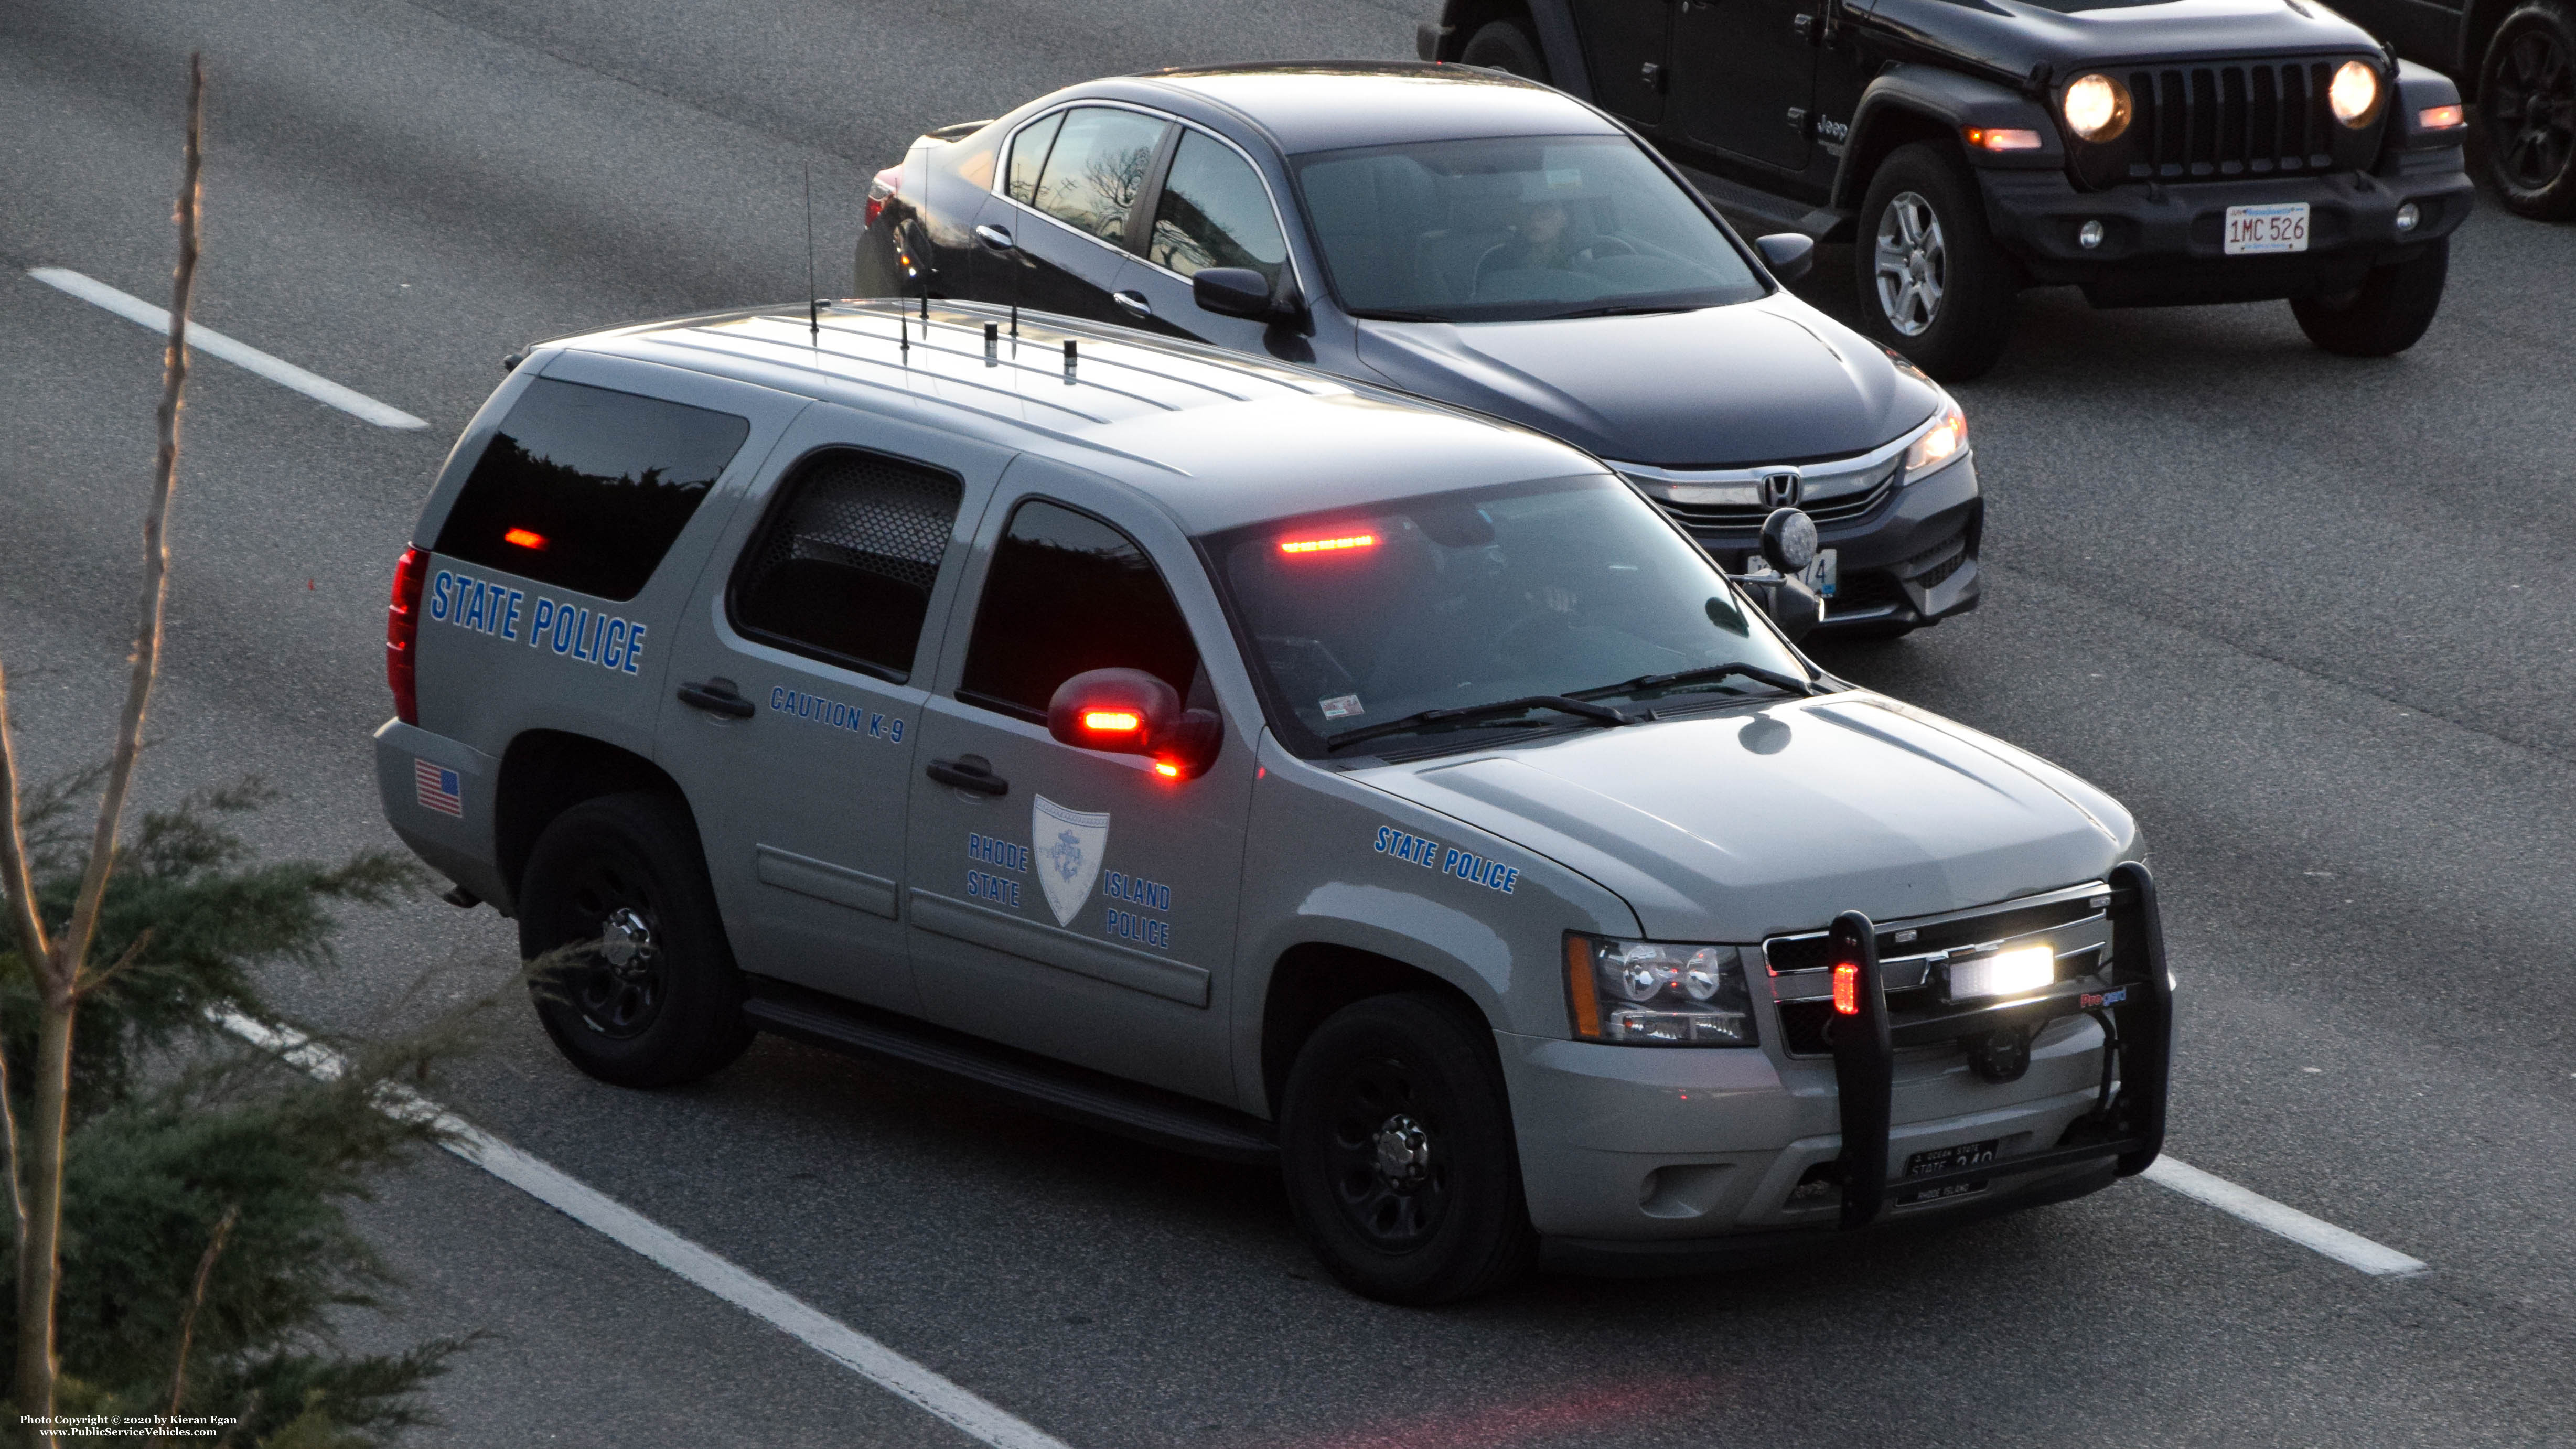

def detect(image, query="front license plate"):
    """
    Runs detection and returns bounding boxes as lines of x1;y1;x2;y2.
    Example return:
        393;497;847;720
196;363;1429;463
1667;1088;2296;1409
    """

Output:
2224;202;2310;255
1899;1139;1999;1204
1803;548;1838;599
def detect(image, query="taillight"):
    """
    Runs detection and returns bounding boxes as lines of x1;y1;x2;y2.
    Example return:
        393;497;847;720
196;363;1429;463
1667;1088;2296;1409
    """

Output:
865;166;903;229
388;546;426;725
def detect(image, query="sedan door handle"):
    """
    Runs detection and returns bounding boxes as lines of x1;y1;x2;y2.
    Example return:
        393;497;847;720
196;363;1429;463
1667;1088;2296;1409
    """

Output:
676;679;756;719
974;223;1016;252
927;754;1008;796
1113;289;1152;319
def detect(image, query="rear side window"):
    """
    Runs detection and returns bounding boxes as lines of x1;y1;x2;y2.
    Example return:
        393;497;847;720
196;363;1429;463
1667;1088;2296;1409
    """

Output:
729;450;963;681
1147;132;1288;286
1005;111;1065;204
1029;108;1169;245
958;500;1198;720
435;378;750;601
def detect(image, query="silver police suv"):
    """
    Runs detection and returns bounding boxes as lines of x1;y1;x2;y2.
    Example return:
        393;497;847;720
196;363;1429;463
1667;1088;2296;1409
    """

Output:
376;300;2171;1303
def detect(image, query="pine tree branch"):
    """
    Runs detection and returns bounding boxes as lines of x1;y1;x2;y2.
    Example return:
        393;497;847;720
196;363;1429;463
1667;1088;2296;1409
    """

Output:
61;50;206;996
72;927;156;999
152;1201;239;1448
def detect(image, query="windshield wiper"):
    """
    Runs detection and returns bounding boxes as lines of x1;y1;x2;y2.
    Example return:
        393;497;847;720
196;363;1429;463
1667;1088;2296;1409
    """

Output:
1571;661;1823;704
1325;694;1638;753
1540;303;1699;320
1350;308;1453;323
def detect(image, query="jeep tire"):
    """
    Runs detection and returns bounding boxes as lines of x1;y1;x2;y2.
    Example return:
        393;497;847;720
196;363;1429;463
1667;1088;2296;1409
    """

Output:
518;791;754;1088
1461;20;1548;81
2478;0;2576;220
1279;992;1537;1305
1854;144;2019;381
2289;238;2450;356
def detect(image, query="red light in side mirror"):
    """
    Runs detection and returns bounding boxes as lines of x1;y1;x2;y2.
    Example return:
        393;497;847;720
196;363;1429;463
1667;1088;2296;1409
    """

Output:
1081;710;1142;734
1152;760;1182;779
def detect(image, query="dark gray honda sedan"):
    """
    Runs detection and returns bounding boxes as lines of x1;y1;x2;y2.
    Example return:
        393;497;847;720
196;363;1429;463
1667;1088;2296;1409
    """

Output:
859;62;1980;637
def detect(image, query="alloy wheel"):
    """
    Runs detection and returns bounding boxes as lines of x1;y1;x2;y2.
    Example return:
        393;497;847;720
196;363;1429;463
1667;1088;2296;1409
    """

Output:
1874;192;1947;337
2489;27;2576;191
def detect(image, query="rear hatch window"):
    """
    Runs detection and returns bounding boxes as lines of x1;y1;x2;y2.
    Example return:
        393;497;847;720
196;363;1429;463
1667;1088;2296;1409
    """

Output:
435;377;751;601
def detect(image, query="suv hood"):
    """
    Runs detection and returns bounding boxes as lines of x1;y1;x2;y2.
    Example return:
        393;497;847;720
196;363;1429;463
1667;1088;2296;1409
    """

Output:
1351;293;1940;469
1361;694;2135;941
1864;0;2384;72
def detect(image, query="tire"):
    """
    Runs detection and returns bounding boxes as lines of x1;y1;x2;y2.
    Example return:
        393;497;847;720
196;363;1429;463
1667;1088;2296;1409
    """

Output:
1460;20;1548;82
1278;992;1537;1305
2479;0;2576;220
1852;144;2019;381
2289;239;2450;356
518;791;753;1088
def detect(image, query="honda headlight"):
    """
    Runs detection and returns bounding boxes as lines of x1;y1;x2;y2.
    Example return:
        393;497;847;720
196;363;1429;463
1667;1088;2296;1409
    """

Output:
2330;60;2381;126
1564;933;1758;1046
2062;73;2132;142
1903;403;1968;479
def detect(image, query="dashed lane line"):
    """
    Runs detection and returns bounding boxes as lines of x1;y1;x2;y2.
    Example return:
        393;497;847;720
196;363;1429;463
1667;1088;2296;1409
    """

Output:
2144;1156;2429;1278
213;1010;1075;1449
27;267;428;429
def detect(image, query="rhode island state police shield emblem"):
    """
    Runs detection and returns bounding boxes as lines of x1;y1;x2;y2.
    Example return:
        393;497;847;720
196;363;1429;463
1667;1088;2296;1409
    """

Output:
1032;795;1110;928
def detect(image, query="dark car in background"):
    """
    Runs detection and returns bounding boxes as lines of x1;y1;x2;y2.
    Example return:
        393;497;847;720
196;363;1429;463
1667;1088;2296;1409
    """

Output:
2331;0;2576;217
1423;0;2477;377
858;64;1982;638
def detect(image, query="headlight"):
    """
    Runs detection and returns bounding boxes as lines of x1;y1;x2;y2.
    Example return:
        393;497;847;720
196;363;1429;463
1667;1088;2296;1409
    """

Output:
2330;60;2381;126
2061;73;2132;142
1564;933;1758;1046
1903;403;1967;478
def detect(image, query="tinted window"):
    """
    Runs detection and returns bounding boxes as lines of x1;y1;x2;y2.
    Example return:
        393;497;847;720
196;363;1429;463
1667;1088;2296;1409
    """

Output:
1030;108;1168;245
1146;132;1289;286
958;500;1198;720
1294;134;1765;323
1005;111;1065;205
435;378;749;602
1209;475;1805;756
730;450;963;680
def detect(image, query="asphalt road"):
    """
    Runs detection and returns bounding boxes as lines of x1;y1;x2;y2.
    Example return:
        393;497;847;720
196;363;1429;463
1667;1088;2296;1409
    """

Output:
3;0;2572;1444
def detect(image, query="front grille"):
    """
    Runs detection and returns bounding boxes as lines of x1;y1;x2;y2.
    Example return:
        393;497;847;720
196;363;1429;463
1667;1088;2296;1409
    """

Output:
1765;890;2107;974
1660;472;1894;535
2124;61;2339;180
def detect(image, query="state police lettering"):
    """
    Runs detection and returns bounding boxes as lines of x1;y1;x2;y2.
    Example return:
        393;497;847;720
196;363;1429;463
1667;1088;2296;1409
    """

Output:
424;569;646;677
1372;824;1517;894
963;833;1026;909
767;686;906;743
1100;870;1174;950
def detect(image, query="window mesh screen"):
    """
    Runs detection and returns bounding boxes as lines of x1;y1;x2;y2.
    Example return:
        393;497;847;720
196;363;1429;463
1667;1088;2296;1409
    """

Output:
731;450;962;679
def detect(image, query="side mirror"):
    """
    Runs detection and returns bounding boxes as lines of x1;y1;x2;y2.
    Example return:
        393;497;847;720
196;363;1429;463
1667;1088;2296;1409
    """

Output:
1755;233;1816;285
1759;507;1818;575
1194;267;1292;322
1046;669;1221;777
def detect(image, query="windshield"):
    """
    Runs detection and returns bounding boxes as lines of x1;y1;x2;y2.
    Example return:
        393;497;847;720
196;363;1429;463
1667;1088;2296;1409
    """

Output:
1207;475;1808;756
1292;134;1767;323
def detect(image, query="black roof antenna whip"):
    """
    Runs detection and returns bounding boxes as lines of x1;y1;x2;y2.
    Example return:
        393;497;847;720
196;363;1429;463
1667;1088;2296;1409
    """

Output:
802;159;820;346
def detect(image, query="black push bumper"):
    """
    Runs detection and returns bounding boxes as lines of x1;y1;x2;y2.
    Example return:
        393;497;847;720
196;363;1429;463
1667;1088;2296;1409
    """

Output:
1828;859;2172;1229
1978;165;2473;305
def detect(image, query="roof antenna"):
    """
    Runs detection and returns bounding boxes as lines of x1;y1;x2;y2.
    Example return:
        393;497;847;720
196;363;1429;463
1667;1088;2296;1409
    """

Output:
1062;337;1077;383
803;159;820;347
984;320;999;367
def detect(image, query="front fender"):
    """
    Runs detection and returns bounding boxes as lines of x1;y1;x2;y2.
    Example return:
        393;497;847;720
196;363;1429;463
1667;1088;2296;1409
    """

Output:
1836;65;2063;212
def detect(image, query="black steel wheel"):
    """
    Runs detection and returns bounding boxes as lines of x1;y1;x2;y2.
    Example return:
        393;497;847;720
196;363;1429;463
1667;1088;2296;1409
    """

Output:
1459;20;1547;81
1280;992;1536;1305
2481;0;2576;220
519;791;753;1088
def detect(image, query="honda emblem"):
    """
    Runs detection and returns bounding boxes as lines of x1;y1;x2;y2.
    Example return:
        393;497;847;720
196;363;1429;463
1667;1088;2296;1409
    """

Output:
1762;470;1803;508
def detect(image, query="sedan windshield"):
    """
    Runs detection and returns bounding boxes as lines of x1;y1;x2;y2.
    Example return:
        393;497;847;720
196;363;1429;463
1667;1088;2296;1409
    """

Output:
1292;134;1767;323
1207;476;1808;756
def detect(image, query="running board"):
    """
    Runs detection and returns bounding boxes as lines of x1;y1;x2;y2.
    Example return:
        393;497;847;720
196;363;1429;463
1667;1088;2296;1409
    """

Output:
739;980;1278;1164
1680;164;1851;242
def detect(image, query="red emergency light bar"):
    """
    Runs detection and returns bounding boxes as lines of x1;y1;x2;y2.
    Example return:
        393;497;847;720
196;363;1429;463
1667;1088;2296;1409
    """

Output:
1279;532;1376;555
503;527;548;550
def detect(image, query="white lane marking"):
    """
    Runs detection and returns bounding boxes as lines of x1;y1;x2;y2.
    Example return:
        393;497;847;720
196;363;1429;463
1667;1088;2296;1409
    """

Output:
27;267;427;429
2145;1156;2428;1278
213;1010;1075;1449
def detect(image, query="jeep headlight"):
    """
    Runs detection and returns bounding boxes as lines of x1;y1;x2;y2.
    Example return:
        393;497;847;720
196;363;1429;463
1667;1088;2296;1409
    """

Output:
1564;933;1758;1046
2062;73;2132;142
1903;402;1968;479
2330;60;2381;127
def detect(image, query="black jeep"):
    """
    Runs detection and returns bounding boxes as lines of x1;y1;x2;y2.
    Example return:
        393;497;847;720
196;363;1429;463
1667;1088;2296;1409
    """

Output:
1422;0;2476;378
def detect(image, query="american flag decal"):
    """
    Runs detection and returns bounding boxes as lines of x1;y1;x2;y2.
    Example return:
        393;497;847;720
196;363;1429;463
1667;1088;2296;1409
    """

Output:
414;758;463;818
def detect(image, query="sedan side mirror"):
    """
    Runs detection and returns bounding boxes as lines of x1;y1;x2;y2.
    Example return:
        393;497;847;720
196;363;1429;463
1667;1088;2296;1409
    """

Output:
1193;267;1298;324
1047;668;1220;777
1755;233;1816;285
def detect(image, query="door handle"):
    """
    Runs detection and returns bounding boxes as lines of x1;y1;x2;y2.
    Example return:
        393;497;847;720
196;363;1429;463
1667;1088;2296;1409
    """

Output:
1113;290;1152;319
974;223;1016;252
927;754;1008;796
677;679;756;719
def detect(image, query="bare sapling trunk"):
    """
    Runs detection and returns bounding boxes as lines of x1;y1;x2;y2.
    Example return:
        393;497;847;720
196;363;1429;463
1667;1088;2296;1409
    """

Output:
0;52;205;1427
